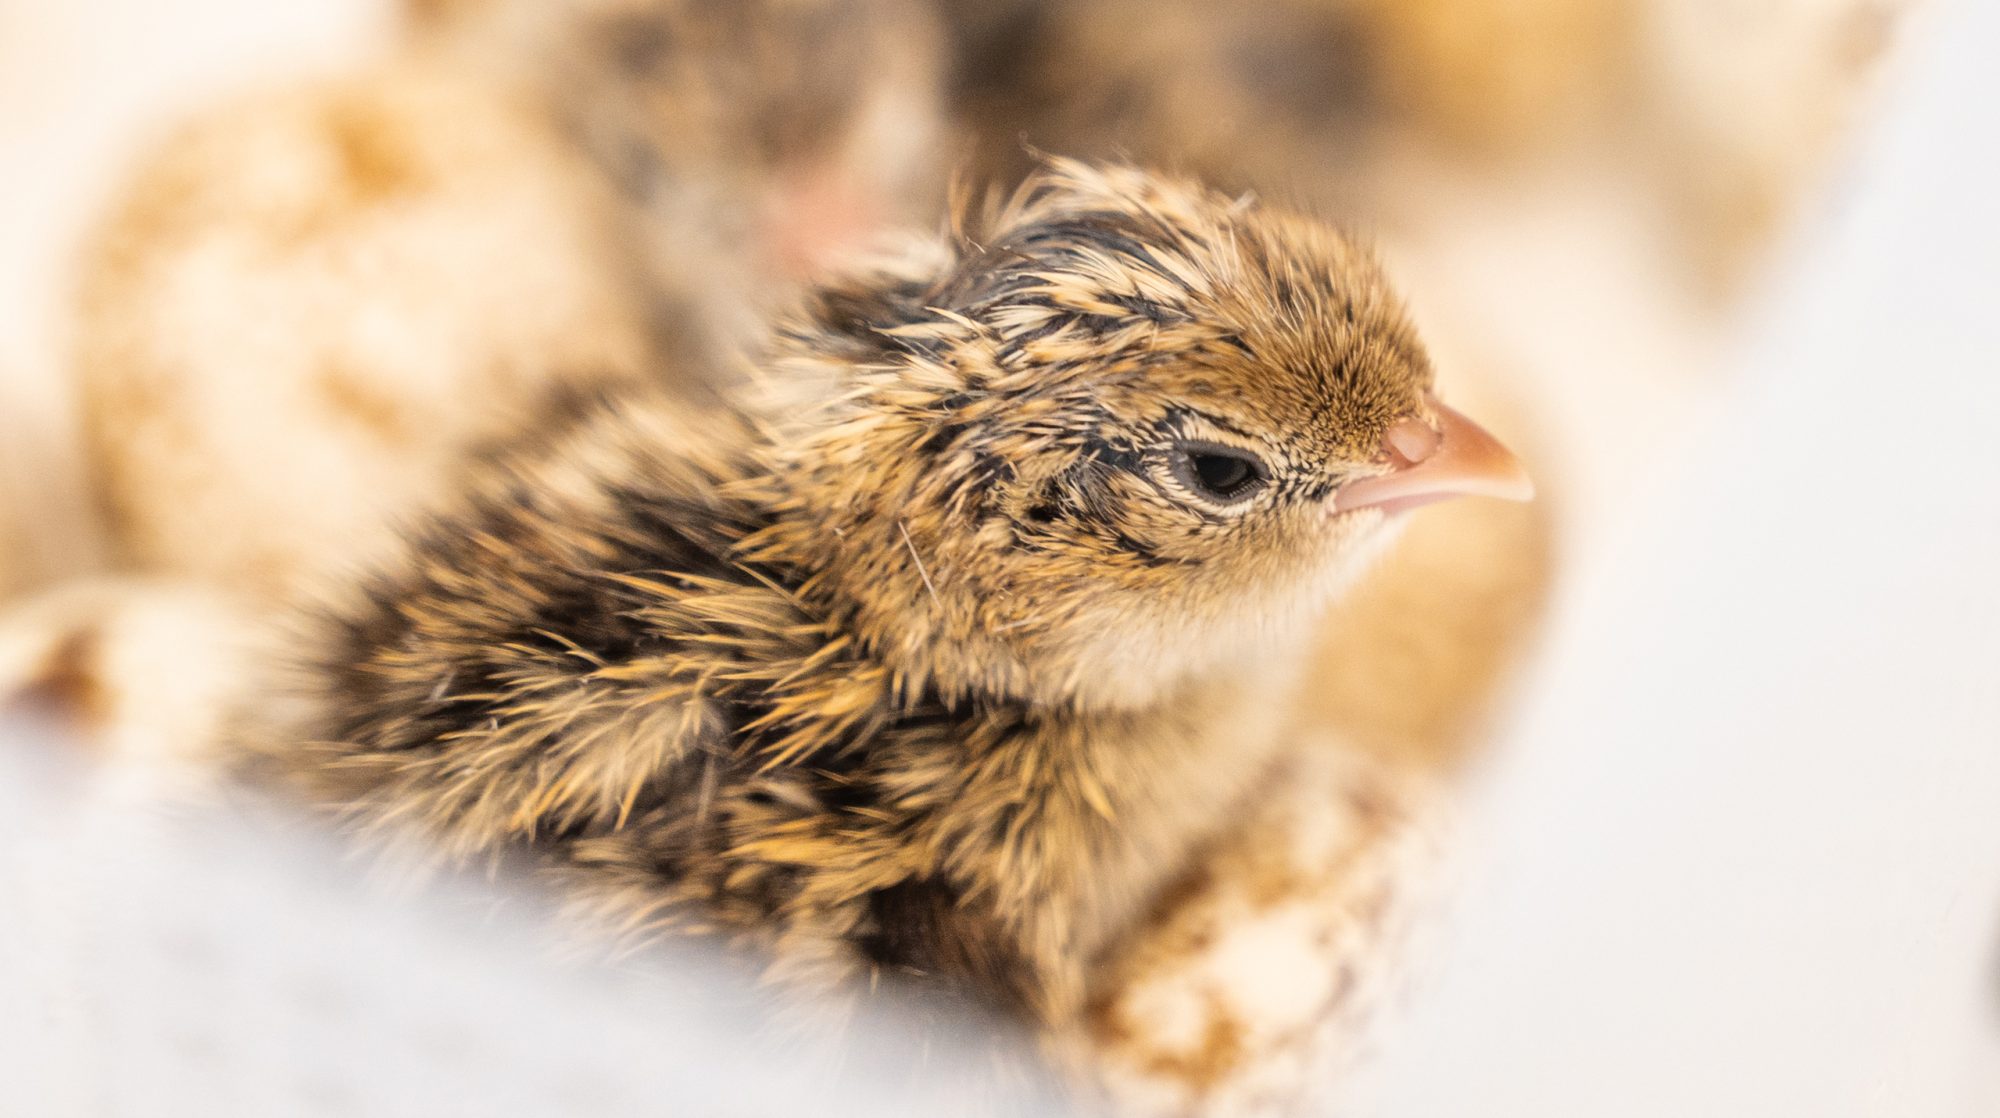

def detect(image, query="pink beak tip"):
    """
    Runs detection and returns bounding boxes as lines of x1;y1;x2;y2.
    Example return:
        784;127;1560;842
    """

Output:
1332;400;1535;516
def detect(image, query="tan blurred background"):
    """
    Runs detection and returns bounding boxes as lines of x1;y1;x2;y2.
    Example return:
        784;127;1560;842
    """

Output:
0;0;1916;602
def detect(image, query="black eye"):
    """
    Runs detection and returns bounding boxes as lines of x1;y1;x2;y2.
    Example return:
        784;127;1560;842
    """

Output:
1170;441;1269;506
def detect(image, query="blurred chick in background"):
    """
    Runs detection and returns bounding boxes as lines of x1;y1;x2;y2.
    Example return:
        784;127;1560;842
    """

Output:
937;0;1911;300
406;0;945;286
73;0;946;601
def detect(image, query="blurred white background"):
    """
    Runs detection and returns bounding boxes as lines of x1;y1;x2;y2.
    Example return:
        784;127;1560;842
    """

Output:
1366;2;2000;1113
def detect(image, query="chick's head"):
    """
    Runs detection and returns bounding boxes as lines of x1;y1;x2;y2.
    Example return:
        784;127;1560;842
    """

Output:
760;161;1530;710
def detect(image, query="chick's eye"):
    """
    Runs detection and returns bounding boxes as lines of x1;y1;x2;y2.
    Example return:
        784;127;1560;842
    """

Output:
1170;441;1269;506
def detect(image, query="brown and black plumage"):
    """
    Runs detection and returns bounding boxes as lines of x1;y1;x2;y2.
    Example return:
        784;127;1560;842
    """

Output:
257;161;1530;1031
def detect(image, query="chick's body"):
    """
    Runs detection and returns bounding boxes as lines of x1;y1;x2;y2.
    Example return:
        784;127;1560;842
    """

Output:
297;398;1298;1020
270;164;1500;1025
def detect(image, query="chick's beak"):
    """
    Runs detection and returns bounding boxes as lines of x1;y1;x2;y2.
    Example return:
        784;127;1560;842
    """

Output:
1332;399;1534;516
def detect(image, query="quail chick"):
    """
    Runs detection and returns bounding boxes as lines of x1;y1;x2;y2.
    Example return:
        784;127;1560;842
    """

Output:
257;161;1532;1033
74;0;945;600
75;61;667;598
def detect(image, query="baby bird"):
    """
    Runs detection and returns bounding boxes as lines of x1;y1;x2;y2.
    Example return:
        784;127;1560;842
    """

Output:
409;0;947;287
75;0;945;600
259;162;1531;1029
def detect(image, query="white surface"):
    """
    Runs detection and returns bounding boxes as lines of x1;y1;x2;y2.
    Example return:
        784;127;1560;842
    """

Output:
0;728;1059;1117
1368;3;2000;1114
